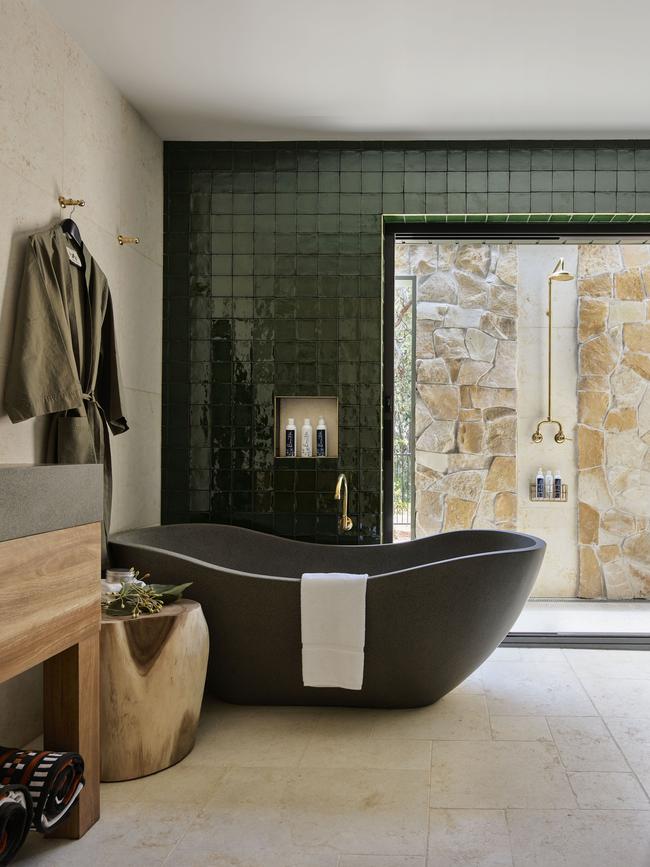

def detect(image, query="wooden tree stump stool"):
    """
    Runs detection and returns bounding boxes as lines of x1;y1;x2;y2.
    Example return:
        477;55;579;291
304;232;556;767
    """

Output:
100;599;209;782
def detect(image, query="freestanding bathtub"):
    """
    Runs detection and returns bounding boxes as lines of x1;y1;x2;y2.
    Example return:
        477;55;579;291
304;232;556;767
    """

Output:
109;524;545;708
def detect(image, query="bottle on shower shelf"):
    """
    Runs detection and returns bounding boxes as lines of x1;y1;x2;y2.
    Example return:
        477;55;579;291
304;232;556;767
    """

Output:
301;418;313;457
553;470;563;499
545;469;553;499
316;416;327;457
285;417;296;457
535;467;545;499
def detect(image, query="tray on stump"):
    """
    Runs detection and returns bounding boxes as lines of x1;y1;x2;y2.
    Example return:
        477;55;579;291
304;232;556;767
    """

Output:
100;599;209;782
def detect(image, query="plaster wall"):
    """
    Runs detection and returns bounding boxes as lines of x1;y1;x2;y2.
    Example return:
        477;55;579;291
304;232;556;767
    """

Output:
0;0;163;744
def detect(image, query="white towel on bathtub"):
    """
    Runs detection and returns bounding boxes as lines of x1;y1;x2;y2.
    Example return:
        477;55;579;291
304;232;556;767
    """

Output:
300;572;368;690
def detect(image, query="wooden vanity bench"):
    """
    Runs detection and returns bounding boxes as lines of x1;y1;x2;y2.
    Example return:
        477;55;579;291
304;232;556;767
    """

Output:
0;464;103;838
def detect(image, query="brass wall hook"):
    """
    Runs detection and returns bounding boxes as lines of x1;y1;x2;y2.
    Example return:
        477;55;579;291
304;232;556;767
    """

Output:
58;196;85;208
117;234;140;245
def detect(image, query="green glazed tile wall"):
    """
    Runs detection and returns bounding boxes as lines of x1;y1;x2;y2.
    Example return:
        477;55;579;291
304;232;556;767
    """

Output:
163;140;650;543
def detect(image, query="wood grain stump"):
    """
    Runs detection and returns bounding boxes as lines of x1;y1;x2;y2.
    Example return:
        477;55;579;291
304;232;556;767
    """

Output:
100;599;209;781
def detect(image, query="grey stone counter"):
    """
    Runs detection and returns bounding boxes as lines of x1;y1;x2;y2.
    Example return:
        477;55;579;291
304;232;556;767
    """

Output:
0;464;102;542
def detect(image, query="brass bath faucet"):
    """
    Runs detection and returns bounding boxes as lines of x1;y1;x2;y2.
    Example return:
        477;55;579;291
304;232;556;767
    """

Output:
334;473;353;532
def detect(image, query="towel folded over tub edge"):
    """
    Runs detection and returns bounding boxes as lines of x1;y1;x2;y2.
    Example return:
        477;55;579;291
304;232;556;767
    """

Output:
300;572;368;691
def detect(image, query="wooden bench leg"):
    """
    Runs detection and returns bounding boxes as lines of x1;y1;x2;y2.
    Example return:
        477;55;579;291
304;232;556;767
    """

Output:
43;633;100;839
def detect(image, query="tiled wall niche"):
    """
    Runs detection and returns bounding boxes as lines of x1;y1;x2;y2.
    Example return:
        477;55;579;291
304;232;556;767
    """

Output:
274;397;338;458
163;141;650;544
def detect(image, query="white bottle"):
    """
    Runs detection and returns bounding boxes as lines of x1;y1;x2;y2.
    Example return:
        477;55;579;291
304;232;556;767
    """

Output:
535;467;545;499
545;469;553;499
553;470;563;499
285;417;296;457
316;416;327;457
301;418;313;457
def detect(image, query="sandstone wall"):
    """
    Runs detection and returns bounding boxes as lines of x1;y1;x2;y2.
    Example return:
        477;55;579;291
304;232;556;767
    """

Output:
395;243;518;536
576;245;650;597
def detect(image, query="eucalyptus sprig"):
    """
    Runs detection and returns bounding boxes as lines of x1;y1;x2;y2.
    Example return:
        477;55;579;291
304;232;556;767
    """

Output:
101;569;192;618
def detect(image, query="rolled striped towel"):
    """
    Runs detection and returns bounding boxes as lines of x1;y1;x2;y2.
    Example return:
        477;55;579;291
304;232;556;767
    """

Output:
0;748;84;833
0;784;32;865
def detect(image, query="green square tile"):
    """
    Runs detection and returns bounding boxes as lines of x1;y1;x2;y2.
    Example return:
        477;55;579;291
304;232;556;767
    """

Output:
404;172;425;192
341;171;361;193
596;149;617;170
595;171;617;192
340;150;362;171
383;150;404;171
361;151;382;171
447;150;466;171
297;172;318;192
319;172;340;193
383;172;404;193
232;233;253;254
467;171;488;192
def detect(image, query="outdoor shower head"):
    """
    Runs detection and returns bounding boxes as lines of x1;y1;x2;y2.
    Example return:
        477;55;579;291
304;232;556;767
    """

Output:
548;258;574;282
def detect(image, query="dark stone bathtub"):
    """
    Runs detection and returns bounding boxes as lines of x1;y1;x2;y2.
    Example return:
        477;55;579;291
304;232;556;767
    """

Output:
109;524;545;708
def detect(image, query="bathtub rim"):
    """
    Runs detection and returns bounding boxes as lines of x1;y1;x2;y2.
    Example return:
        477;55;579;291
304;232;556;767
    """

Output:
110;524;546;584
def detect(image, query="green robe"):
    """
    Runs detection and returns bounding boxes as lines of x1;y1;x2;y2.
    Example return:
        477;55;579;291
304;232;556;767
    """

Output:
5;225;128;560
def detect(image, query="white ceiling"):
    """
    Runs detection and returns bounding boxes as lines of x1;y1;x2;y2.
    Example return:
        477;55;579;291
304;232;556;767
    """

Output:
41;0;650;141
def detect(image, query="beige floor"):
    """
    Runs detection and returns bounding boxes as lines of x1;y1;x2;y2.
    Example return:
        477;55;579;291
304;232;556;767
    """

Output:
18;648;650;866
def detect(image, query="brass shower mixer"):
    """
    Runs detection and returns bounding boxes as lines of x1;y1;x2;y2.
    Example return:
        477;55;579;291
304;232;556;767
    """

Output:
531;418;569;444
531;258;574;445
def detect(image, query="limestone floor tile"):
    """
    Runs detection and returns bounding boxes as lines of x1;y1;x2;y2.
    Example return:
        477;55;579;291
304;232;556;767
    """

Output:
606;717;650;793
568;771;650;809
311;706;378;739
427;809;513;867
165;844;338;867
578;676;650;718
564;649;650;681
480;659;596;716
99;760;228;806
490;715;553;742
484;648;567;664
546;716;628;772
19;836;168;866
449;671;484;694
19;799;196;865
284;768;430;856
174;767;308;863
338;857;425;867
507;808;650;867
429;741;576;809
299;737;431;770
188;704;322;767
369;694;491;741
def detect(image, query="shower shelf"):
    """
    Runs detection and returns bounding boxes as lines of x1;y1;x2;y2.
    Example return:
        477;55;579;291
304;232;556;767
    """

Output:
529;483;568;502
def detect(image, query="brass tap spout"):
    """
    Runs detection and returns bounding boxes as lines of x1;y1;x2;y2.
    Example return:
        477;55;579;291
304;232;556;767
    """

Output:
334;473;353;532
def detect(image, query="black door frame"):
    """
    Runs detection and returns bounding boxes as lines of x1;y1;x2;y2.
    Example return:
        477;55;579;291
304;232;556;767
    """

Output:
382;219;650;542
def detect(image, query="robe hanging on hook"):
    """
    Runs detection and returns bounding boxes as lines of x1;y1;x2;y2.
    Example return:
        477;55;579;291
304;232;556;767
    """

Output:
58;196;85;208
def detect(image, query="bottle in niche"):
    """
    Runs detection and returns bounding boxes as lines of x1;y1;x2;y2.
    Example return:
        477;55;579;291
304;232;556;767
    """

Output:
545;469;553;499
301;418;313;457
316;416;327;457
285;418;296;457
535;467;545;499
554;470;563;499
